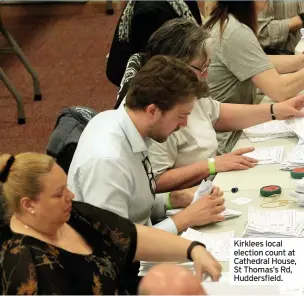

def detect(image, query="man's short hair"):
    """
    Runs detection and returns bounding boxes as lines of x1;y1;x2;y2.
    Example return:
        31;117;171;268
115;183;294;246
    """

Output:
126;55;203;111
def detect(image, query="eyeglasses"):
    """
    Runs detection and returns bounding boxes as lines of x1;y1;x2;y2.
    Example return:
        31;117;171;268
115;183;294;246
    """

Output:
141;153;156;196
190;59;211;75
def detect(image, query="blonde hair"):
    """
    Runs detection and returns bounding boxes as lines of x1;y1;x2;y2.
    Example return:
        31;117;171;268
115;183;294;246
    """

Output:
0;152;55;216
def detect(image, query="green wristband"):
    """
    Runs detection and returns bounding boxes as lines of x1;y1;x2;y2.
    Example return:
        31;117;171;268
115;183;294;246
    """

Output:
208;158;216;175
166;192;173;210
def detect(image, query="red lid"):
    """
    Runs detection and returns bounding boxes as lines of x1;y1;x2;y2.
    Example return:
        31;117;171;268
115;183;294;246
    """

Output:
292;168;304;173
262;185;280;191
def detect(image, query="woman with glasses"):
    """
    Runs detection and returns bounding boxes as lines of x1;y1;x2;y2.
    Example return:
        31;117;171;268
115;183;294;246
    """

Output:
204;1;304;154
114;18;304;195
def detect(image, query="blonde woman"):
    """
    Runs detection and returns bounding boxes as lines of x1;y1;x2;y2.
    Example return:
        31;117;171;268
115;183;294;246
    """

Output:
0;152;221;295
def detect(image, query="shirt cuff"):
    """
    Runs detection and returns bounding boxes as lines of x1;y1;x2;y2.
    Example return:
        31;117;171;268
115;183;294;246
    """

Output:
151;193;166;220
153;217;178;234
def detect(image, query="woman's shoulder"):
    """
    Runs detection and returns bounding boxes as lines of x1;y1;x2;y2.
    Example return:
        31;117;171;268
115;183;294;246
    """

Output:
226;15;255;37
71;201;134;227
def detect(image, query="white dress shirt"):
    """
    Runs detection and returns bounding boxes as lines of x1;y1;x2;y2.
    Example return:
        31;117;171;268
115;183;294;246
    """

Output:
68;105;177;233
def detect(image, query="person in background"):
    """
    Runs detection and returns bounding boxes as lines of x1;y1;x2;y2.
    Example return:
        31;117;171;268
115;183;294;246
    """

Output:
258;0;304;55
0;152;221;295
113;18;304;193
106;0;202;87
138;263;207;295
204;1;304;154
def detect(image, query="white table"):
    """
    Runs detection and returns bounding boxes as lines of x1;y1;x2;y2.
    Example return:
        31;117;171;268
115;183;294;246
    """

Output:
196;95;303;272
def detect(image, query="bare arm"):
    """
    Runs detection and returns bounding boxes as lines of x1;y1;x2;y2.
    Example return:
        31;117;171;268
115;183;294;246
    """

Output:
215;94;304;132
268;54;304;74
155;161;209;193
288;15;303;32
134;224;222;280
214;103;274;132
252;67;304;102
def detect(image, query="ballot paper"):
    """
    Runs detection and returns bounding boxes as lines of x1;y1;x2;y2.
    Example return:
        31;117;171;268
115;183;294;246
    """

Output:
247;135;286;143
280;144;304;170
243;207;304;238
243;146;284;164
230;197;252;205
192;180;213;204
138;261;195;276
181;228;234;261
243;121;294;143
244;109;304;143
285;116;304;141
166;208;242;220
244;120;294;139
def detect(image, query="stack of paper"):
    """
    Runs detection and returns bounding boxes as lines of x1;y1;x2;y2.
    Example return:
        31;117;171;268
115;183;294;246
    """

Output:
290;179;304;207
280;144;304;170
139;230;234;276
166;208;242;220
244;112;304;143
243;207;304;238
243;121;294;143
139;261;195;276
243;146;284;164
285;116;304;141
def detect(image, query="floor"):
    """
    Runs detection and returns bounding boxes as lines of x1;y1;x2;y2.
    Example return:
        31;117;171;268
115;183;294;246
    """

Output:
0;3;121;154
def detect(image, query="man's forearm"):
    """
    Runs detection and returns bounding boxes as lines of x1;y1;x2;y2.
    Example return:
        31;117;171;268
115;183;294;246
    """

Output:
155;161;209;193
288;15;303;32
268;54;304;74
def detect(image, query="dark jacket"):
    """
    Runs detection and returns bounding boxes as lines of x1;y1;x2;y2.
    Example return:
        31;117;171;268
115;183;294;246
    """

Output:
106;1;202;87
46;106;97;174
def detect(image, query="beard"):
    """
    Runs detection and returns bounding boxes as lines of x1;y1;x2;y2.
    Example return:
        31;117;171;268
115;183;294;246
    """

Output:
148;126;180;143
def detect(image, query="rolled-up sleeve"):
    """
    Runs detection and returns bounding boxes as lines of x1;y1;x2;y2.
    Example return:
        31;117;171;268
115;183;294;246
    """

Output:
257;3;290;48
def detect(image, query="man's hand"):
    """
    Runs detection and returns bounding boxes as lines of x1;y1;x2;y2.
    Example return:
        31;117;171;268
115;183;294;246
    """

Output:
169;186;199;208
211;186;223;197
172;194;225;232
274;94;304;120
215;147;258;172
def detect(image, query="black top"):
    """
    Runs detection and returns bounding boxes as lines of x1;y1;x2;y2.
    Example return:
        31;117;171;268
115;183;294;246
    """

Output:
0;201;137;295
114;53;144;109
106;1;202;87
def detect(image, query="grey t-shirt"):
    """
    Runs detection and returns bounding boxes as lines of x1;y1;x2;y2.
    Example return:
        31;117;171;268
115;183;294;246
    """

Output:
258;1;304;54
207;15;274;154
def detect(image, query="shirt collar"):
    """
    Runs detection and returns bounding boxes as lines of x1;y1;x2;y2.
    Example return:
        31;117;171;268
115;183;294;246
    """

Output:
117;104;152;153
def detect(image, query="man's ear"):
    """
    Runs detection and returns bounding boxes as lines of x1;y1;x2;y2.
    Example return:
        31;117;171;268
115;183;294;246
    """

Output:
145;104;161;119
